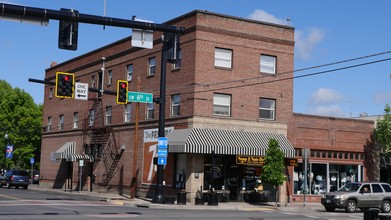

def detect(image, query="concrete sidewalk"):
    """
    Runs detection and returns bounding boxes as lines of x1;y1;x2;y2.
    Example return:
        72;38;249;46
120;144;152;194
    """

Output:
29;184;322;211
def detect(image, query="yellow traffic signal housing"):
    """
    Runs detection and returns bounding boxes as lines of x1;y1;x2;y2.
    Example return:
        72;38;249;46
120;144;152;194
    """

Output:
117;80;128;104
55;72;75;98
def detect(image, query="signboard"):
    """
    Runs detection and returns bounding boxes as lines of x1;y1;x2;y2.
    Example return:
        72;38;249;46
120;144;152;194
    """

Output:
5;145;13;159
157;137;168;149
157;157;167;165
157;149;168;157
236;155;265;166
79;159;84;167
128;91;153;103
30;158;35;164
74;82;89;100
131;18;153;49
285;158;298;167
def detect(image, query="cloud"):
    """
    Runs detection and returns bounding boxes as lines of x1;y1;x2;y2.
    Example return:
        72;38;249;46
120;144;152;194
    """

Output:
295;28;326;60
247;9;286;25
310;88;345;105
373;91;391;104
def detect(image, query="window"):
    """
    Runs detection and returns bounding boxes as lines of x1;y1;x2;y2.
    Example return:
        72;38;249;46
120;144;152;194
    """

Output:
148;57;156;76
47;117;52;132
49;87;54;99
372;184;383;193
213;93;231;116
382;184;391;192
126;64;133;81
260;55;276;74
59;115;64;131
173;50;182;69
171;94;180;117
259;98;275;120
91;75;96;88
106;106;112;125
124;103;131;122
73;112;78;129
146;103;154;119
214;48;232;68
89;109;95;127
108;70;113;85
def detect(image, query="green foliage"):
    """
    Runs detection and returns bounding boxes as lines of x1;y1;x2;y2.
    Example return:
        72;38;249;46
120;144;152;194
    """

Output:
0;80;42;170
374;104;391;155
260;138;286;187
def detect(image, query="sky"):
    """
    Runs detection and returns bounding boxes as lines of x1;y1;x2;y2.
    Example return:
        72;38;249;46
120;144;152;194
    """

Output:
1;0;391;117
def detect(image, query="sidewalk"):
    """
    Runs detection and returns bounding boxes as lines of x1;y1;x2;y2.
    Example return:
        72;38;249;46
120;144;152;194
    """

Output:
29;184;322;211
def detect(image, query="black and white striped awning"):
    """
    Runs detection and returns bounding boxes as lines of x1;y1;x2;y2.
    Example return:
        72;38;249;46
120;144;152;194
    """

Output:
167;128;295;157
53;142;76;160
67;153;94;162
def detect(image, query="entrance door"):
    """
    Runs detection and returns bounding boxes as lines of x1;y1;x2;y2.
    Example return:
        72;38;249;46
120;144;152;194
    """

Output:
329;171;339;192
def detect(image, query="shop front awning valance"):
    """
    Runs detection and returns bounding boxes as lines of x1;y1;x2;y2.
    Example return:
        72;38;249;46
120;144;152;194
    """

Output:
53;142;76;160
67;153;94;162
167;128;295;157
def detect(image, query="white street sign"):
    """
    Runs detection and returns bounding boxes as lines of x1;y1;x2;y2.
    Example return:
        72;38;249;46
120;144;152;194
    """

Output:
75;82;88;100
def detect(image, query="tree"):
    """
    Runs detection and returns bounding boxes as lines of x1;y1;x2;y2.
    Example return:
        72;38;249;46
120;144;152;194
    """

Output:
374;104;391;155
260;138;286;206
0;80;42;170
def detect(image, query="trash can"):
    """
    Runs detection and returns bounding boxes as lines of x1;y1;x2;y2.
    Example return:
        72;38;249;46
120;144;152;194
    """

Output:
208;192;218;206
364;209;379;220
177;192;187;205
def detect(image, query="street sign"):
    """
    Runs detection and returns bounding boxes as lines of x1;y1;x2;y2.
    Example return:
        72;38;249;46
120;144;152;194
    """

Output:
131;18;153;49
79;159;84;167
128;91;153;103
157;157;167;165
74;82;89;100
157;149;168;157
157;137;168;149
30;158;35;164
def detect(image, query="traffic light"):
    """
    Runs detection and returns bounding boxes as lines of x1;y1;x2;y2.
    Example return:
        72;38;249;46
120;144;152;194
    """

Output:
55;72;75;98
163;32;180;64
58;9;79;51
117;80;128;104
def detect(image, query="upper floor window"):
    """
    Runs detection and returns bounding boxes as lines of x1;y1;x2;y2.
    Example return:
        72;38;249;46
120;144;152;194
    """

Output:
173;50;182;70
259;98;275;120
214;48;232;69
105;106;112;125
47;117;52;132
89;109;95;127
146;103;154;119
91;75;96;88
108;70;113;85
260;55;276;74
59;115;64;131
213;93;231;116
127;64;133;81
124;103;132;123
171;94;180;117
73;112;79;129
49;87;54;99
148;57;156;76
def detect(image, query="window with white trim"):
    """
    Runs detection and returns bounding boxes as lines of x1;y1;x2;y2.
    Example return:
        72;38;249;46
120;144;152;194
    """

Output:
91;75;96;88
108;70;113;85
124;103;131;122
73;112;78;129
148;57;156;76
47;117;52;132
89;109;95;127
106;106;112;125
171;94;180;117
59;115;64;131
49;87;53;99
214;48;232;68
126;64;133;81
259;98;275;120
146;103;154;119
213;93;231;116
260;55;276;74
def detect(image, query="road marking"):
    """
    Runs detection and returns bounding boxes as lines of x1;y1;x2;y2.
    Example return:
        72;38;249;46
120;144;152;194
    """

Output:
241;207;275;211
0;193;20;200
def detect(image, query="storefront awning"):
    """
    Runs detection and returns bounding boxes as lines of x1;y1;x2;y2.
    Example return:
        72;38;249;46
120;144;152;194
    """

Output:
67;153;94;162
167;128;295;157
53;142;76;160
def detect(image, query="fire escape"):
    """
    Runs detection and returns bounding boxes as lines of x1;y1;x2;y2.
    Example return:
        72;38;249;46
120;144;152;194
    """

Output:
82;97;123;186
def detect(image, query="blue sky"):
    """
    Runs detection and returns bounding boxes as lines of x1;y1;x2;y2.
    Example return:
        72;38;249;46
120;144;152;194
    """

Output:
1;0;391;117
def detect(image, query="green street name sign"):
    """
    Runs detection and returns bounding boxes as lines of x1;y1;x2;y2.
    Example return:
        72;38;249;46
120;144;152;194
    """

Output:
128;91;153;103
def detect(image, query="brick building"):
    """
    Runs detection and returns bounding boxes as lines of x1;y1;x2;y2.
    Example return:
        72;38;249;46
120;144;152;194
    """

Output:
40;10;374;204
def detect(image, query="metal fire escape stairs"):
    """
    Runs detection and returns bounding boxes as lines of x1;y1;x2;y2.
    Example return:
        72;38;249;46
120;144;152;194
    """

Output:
82;97;123;186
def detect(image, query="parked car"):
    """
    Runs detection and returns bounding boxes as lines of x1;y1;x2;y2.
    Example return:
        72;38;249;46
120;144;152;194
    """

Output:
0;169;29;189
321;181;391;213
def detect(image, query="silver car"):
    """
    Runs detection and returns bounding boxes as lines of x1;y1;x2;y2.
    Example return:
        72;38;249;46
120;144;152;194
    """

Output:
321;182;391;213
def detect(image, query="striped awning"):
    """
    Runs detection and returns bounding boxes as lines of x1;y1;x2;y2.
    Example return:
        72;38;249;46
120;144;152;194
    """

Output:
67;153;94;162
167;128;295;157
53;142;76;160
